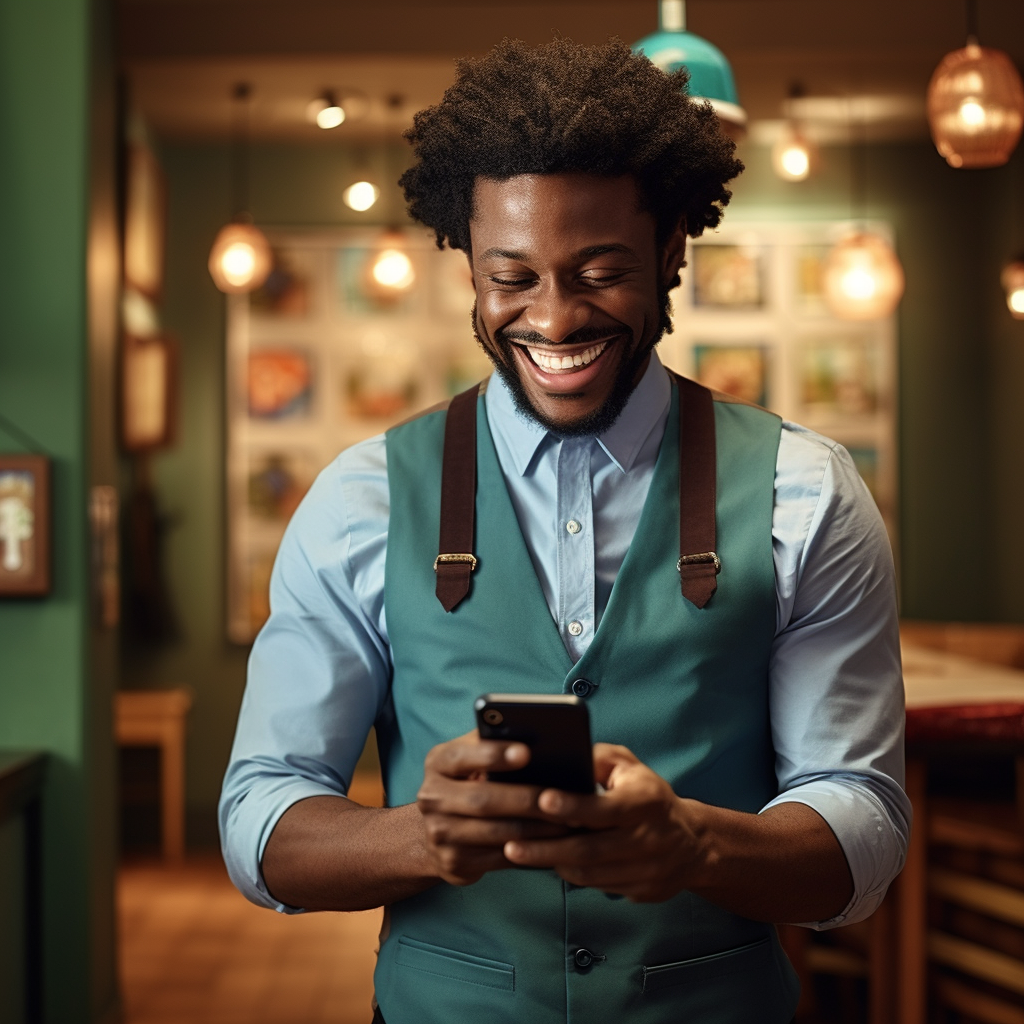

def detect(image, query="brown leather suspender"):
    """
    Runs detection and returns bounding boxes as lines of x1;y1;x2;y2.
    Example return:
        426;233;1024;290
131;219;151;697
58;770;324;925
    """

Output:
672;372;721;609
434;384;480;612
433;375;720;612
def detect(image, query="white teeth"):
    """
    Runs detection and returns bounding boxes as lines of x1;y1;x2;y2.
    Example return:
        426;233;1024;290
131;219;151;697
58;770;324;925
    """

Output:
528;340;609;371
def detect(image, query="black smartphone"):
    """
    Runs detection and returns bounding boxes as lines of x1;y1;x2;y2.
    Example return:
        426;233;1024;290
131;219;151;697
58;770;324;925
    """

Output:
474;693;595;794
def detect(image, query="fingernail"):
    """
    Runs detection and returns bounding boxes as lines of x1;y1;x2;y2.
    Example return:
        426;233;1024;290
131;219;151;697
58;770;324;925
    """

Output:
505;842;522;858
540;791;561;812
505;744;527;763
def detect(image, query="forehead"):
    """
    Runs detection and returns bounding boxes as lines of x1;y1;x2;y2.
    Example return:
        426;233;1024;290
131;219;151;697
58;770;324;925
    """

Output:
469;173;655;253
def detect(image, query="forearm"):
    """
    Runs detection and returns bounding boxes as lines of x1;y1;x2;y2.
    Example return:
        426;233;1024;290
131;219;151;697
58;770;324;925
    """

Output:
683;799;853;924
261;796;440;912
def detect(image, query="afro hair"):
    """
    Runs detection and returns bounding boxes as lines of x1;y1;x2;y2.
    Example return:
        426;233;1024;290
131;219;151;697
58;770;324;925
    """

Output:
400;36;744;254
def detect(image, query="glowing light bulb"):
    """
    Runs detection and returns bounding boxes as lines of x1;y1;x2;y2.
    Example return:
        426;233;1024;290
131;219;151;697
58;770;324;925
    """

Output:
344;181;380;212
840;268;877;301
771;126;816;182
1001;259;1024;319
208;222;273;293
958;98;987;128
824;232;905;320
780;145;810;179
221;242;256;285
372;249;415;290
316;105;345;130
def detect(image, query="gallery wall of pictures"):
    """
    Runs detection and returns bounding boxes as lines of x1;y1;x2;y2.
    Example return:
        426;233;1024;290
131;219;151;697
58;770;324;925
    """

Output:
226;221;898;643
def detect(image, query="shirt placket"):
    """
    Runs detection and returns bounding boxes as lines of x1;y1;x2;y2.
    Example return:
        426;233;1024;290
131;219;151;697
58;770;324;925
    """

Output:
556;438;595;663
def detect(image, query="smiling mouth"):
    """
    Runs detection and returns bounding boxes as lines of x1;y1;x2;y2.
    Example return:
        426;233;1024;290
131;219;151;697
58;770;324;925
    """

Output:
521;340;611;374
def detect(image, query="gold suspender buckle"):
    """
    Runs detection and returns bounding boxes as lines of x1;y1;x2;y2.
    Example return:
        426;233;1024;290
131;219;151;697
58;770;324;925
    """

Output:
433;553;478;572
677;551;721;574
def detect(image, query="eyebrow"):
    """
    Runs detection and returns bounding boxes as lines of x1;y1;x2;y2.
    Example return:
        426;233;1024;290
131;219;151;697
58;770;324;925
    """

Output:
475;243;641;263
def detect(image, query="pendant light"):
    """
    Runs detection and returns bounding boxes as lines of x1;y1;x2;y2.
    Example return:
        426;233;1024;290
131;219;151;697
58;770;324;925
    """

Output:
364;97;415;300
1001;257;1024;319
927;0;1024;169
632;0;746;137
824;108;905;320
209;83;272;294
824;233;906;321
772;84;818;182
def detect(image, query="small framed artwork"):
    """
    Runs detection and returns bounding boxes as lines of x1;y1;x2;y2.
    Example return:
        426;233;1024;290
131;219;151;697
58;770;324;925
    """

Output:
247;450;318;523
799;337;878;417
694;344;769;407
248;348;314;420
0;454;51;597
691;244;765;309
121;333;178;452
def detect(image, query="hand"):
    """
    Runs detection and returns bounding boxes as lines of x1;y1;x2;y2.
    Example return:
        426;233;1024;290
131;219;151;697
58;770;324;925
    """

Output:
416;731;573;887
502;744;702;902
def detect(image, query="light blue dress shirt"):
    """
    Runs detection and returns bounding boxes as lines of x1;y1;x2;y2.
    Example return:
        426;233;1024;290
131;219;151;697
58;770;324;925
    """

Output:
221;352;910;928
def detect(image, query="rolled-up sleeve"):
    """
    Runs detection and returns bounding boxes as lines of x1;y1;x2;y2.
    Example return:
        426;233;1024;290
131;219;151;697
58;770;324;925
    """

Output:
219;436;391;913
763;426;911;928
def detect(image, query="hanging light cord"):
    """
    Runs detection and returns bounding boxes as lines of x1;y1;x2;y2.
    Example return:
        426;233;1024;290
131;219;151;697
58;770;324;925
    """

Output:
965;0;979;44
231;82;252;220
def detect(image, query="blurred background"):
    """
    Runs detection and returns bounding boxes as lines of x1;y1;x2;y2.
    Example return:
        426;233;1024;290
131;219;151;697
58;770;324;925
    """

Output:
1;1;1024;1022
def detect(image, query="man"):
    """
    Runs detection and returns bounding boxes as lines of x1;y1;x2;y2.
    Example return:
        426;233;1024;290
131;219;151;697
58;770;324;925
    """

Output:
221;38;909;1024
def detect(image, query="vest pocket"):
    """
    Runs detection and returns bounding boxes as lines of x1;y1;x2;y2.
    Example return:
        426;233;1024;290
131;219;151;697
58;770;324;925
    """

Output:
642;936;772;994
395;936;515;992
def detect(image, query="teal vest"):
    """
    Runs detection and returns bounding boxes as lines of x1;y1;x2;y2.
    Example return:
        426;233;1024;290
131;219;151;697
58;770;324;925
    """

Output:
375;381;797;1024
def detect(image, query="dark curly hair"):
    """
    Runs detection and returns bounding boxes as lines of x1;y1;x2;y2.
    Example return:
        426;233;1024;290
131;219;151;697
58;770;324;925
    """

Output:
400;37;743;255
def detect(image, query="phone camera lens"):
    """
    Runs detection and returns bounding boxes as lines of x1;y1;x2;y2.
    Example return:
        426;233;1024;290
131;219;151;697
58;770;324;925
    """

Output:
483;709;503;725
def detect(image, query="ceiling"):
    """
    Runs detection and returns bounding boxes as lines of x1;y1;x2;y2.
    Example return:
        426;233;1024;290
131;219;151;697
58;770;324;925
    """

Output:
120;0;1024;144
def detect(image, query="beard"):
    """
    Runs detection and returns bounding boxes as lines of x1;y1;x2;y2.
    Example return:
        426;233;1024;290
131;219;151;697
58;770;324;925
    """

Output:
471;286;674;439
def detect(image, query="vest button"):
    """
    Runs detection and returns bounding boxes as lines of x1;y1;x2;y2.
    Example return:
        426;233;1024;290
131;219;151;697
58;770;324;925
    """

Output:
571;678;592;698
574;948;594;969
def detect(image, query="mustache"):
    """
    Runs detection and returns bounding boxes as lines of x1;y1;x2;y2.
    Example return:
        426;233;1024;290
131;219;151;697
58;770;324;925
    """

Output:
496;325;630;348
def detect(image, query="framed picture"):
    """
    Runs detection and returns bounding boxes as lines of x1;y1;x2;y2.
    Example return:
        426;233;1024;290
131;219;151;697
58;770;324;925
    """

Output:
247;348;314;420
691;244;765;309
693;344;769;407
123;145;167;301
121;333;178;452
798;336;879;417
0;454;51;597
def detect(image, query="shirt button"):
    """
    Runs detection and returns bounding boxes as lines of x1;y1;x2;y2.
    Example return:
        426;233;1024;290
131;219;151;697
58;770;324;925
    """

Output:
567;620;583;637
566;519;582;535
571;678;592;697
574;948;595;969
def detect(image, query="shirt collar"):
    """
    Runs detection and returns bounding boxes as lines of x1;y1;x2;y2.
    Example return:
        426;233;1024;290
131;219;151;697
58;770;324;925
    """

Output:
484;350;672;476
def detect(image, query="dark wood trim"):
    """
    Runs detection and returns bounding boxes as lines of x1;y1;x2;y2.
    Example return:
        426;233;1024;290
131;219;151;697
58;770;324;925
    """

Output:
0;750;46;1024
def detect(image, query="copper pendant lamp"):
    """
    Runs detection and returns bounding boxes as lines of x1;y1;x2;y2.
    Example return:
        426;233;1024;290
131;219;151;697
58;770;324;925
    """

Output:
927;0;1024;169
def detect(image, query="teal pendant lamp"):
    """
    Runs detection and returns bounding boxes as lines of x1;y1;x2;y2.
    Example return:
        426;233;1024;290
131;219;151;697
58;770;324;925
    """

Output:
633;0;747;136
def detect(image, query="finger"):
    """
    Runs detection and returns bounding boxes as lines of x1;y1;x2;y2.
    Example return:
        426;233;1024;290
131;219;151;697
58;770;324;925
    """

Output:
591;743;639;785
425;734;530;779
503;829;634;869
431;845;512;886
534;787;634;830
417;776;548;819
424;813;573;848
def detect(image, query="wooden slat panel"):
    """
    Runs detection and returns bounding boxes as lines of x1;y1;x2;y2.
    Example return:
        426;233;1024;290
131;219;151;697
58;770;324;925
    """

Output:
935;976;1024;1024
929;931;1024;996
930;868;1024;928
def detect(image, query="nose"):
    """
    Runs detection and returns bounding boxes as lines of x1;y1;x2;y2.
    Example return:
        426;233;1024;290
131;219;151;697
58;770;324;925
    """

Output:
522;279;593;344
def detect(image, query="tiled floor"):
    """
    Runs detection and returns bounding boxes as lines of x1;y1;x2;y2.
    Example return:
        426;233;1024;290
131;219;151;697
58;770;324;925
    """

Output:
119;854;382;1024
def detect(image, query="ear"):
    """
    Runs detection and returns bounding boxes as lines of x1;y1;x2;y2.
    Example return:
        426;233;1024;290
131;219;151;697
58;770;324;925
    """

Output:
660;217;687;288
465;251;477;295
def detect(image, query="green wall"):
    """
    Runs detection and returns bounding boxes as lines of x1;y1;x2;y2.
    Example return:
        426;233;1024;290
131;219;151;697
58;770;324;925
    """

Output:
135;134;1024;838
0;1;119;1021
